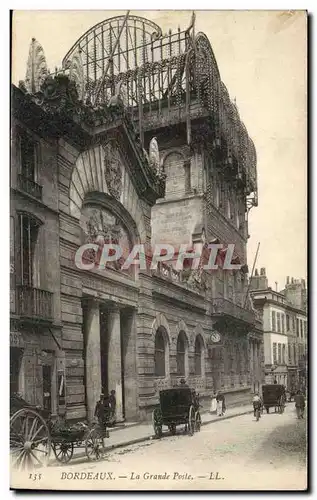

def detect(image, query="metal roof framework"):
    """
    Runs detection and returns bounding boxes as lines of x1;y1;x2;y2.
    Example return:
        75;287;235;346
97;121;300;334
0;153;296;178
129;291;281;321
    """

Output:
62;12;257;201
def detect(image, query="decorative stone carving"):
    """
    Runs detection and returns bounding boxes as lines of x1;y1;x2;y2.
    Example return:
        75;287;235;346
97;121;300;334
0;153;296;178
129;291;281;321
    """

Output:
80;206;131;269
102;141;123;201
109;80;128;108
67;48;85;101
149;137;160;174
24;38;48;94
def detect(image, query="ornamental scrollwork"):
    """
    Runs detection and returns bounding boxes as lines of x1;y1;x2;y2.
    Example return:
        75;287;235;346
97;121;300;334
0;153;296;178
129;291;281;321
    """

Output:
102;141;123;201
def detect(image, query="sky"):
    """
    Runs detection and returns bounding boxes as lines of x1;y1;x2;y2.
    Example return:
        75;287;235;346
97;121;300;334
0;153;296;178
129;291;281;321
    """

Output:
11;10;307;291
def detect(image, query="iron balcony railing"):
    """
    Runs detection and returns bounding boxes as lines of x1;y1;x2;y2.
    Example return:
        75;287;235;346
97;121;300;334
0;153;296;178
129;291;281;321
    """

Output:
211;298;256;326
18;174;42;200
17;285;53;321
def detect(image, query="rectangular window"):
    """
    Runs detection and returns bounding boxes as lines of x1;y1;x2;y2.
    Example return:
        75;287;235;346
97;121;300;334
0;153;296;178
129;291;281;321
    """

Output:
300;320;303;338
273;343;277;364
282;344;286;364
277;313;281;333
286;314;290;332
288;343;292;363
293;344;297;364
303;321;307;339
278;343;282;364
281;315;285;333
296;319;300;337
20;134;37;180
272;311;276;331
292;316;296;332
19;214;40;286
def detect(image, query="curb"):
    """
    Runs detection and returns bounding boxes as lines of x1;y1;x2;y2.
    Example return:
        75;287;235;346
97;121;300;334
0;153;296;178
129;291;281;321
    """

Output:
104;409;254;451
58;408;253;463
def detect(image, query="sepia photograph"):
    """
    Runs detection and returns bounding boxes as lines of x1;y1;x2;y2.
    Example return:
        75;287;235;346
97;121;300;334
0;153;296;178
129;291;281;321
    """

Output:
9;8;307;491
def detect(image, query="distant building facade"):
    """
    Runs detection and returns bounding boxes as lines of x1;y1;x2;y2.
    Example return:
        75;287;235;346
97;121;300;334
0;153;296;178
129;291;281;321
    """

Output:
251;270;307;391
10;15;263;422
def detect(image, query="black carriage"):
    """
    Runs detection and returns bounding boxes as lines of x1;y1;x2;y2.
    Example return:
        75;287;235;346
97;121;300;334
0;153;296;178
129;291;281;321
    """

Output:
262;384;286;414
152;388;201;438
10;393;52;470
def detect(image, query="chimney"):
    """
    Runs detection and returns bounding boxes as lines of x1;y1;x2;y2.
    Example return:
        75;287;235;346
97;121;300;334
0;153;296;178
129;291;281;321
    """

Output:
301;279;306;289
286;276;290;285
260;267;266;276
255;269;259;276
291;277;294;284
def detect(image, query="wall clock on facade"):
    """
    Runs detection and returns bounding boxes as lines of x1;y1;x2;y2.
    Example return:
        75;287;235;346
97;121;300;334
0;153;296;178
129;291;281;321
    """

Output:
211;332;221;343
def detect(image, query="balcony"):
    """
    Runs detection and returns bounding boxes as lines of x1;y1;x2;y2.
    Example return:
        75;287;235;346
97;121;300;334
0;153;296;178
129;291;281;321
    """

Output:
210;298;256;330
17;174;42;200
16;285;53;322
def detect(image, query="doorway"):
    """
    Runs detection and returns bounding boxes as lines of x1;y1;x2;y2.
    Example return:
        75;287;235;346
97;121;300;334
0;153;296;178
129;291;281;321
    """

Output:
10;347;23;395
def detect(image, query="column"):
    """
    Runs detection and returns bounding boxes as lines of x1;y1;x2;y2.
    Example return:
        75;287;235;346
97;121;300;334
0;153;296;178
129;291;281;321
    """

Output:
85;300;102;422
121;309;138;420
108;306;123;421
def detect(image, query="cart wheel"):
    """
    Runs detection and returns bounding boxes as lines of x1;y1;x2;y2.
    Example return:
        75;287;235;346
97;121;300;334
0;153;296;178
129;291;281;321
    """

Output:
168;424;176;435
10;408;51;470
188;405;195;436
195;411;202;432
85;428;104;461
152;409;162;438
52;442;74;463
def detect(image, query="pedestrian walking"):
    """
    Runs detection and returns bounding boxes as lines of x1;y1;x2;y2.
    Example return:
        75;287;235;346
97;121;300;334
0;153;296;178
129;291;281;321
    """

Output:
294;390;305;419
216;392;226;416
210;391;217;414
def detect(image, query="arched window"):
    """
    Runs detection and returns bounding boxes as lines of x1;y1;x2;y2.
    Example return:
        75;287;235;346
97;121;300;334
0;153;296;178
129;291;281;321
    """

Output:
176;332;187;376
155;327;166;377
194;335;203;376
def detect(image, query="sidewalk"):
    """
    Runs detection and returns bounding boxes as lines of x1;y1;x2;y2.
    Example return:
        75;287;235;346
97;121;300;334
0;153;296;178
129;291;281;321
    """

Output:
52;404;252;464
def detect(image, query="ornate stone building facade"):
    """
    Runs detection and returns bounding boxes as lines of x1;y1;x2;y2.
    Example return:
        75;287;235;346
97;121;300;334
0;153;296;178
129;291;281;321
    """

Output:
250;270;307;392
10;15;263;422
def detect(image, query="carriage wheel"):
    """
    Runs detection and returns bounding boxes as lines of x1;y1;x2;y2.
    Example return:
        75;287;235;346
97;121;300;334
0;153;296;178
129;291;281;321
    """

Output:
168;424;176;435
10;408;51;470
152;409;162;438
85;428;105;461
188;405;195;436
195;411;202;432
52;441;74;463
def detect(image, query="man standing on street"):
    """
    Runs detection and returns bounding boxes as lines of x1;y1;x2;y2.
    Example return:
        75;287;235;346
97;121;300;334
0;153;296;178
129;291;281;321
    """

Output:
294;390;305;419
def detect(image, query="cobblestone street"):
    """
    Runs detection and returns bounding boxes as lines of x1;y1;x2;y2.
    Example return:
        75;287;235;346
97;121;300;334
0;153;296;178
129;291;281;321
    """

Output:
12;404;307;491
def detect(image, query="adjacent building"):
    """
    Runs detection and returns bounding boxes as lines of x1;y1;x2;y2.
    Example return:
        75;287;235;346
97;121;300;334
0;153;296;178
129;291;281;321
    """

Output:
10;14;263;422
251;269;307;391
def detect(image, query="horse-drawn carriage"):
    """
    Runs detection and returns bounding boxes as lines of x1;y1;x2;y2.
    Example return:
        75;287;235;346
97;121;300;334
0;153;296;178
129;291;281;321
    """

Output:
262;384;286;414
152;387;201;438
10;393;109;469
